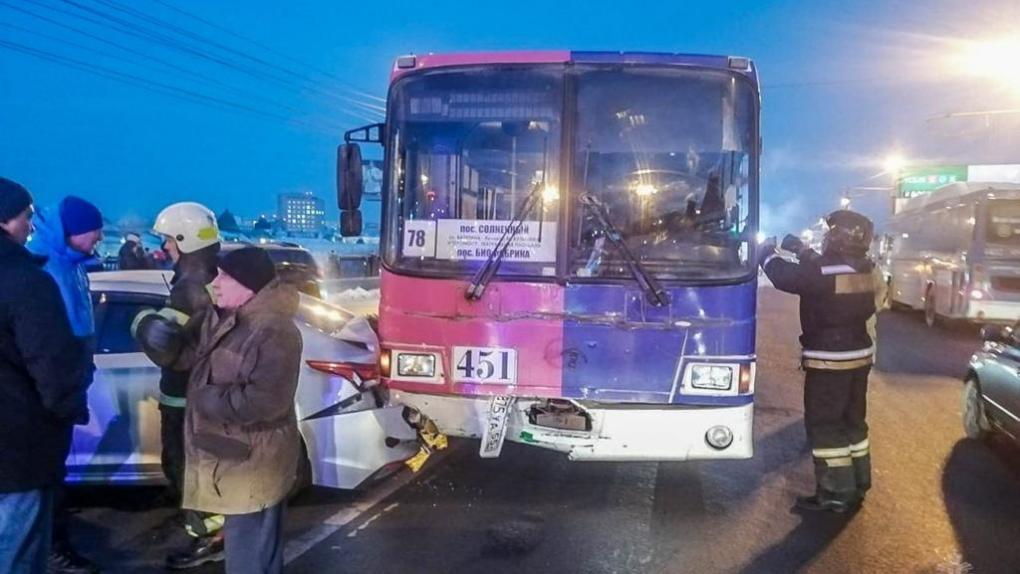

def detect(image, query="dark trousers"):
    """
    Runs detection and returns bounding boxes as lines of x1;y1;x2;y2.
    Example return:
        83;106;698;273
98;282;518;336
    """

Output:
52;485;71;549
804;366;872;500
0;489;54;574
224;504;284;574
160;404;223;537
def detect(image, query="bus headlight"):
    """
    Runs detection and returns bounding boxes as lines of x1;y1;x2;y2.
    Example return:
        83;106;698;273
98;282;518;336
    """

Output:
396;353;436;378
689;365;734;391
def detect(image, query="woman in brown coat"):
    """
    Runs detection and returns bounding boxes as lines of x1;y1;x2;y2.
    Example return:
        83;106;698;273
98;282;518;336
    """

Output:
166;246;302;574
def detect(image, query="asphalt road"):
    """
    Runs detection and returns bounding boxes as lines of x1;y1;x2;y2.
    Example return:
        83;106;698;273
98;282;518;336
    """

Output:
67;288;1020;573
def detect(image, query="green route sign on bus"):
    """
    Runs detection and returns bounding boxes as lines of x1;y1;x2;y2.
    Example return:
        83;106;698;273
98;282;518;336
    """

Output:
896;165;969;198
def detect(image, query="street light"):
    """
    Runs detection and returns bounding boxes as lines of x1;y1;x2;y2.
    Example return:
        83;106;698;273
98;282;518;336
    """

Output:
882;154;906;175
949;36;1020;93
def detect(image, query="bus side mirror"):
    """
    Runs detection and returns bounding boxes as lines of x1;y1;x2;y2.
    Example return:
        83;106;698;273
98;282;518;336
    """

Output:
340;210;363;237
337;143;364;211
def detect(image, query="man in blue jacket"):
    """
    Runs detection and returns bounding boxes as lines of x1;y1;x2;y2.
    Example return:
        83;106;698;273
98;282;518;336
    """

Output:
0;178;89;574
28;195;104;574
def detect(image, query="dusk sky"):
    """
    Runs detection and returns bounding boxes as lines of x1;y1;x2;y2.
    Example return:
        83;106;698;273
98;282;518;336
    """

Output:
2;0;1018;234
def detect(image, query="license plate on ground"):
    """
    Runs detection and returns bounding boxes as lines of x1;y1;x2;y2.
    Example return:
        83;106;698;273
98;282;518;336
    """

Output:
479;395;515;458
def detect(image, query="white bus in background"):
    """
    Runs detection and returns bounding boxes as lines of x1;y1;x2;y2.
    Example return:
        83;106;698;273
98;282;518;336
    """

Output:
886;182;1020;327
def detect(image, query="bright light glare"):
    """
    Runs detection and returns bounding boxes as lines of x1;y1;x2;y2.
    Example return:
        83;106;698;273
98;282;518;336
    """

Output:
756;231;767;245
633;184;658;197
801;229;814;240
883;154;906;174
542;185;559;203
950;36;1020;93
840;197;852;209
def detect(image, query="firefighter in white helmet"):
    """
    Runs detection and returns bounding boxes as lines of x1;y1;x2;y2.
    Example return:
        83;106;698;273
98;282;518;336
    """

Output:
141;202;226;568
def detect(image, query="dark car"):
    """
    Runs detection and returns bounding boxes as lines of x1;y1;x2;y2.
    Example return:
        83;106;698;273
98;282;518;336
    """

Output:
221;241;323;297
964;322;1020;442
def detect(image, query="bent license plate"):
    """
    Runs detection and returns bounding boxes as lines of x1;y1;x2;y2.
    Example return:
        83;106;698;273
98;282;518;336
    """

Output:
479;395;515;458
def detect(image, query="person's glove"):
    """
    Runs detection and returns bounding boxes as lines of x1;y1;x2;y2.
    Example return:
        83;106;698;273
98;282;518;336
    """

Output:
757;236;777;268
132;308;188;367
781;234;806;256
782;234;821;262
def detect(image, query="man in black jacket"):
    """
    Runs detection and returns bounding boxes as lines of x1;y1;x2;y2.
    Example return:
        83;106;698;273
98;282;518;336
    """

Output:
0;177;88;573
760;210;879;513
117;232;149;270
150;202;225;570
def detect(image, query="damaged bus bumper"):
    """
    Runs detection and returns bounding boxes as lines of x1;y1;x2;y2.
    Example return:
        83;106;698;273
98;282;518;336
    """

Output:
391;391;754;462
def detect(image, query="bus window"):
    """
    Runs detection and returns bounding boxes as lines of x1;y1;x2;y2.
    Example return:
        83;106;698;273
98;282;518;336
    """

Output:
987;200;1020;245
384;67;563;278
569;67;757;281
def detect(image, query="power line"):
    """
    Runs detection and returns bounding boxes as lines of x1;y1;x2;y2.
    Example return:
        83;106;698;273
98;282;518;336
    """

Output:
61;0;385;117
102;0;387;110
146;0;386;104
0;7;347;129
12;0;381;123
0;38;339;133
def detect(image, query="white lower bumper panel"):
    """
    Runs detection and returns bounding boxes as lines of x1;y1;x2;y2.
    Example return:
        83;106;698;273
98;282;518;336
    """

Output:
967;300;1020;322
391;391;754;462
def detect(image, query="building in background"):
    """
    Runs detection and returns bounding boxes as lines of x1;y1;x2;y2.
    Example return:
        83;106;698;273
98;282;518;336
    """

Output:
278;192;326;234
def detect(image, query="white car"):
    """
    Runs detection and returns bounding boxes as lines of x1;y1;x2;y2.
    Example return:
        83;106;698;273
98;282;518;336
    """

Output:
67;270;418;490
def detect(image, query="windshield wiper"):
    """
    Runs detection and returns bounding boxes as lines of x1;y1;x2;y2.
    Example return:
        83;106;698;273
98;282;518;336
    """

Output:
579;192;670;306
465;181;545;301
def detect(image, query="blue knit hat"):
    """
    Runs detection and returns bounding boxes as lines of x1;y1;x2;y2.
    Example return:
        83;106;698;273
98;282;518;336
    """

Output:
59;196;103;236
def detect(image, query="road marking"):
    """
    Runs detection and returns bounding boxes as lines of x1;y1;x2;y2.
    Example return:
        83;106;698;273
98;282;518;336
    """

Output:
283;445;456;565
345;502;399;539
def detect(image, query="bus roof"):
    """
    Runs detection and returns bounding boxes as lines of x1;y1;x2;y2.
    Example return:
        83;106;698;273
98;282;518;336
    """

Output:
390;51;758;82
898;181;1020;213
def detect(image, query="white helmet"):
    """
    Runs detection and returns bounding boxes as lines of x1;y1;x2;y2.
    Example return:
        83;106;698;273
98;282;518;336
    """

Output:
153;202;221;254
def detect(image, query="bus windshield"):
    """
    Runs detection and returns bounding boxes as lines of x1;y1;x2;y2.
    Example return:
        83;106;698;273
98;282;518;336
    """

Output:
570;67;757;281
385;67;563;277
986;200;1020;245
384;65;758;283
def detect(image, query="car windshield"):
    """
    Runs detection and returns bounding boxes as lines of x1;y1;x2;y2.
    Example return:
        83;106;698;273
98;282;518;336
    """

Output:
569;67;757;281
986;200;1020;245
384;67;563;278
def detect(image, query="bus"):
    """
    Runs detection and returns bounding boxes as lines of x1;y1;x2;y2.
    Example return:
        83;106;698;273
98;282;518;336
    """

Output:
885;181;1020;327
337;51;761;461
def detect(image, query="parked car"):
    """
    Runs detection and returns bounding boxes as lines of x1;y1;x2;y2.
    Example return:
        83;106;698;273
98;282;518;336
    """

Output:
68;270;417;490
963;323;1020;442
222;241;323;297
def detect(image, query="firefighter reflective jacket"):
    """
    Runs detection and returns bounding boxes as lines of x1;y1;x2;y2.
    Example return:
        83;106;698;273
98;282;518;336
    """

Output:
763;250;877;370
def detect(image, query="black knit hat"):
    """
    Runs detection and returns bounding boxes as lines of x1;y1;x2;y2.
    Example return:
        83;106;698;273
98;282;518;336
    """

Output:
0;177;33;223
218;247;277;293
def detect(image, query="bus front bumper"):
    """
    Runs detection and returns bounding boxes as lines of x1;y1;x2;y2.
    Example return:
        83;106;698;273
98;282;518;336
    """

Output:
391;391;754;462
966;300;1020;323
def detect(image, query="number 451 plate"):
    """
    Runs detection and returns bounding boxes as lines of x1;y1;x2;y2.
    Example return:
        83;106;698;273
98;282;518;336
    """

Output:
452;347;517;384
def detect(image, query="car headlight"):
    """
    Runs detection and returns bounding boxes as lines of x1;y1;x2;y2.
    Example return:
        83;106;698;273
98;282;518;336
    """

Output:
396;353;436;378
689;365;734;391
